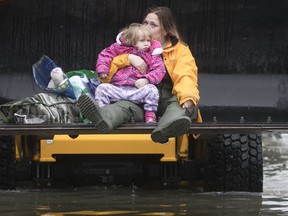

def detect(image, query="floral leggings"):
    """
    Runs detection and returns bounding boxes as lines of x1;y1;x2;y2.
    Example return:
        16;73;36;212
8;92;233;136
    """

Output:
94;83;159;112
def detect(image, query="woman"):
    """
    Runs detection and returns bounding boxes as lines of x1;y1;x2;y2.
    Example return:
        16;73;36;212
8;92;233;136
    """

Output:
77;6;201;143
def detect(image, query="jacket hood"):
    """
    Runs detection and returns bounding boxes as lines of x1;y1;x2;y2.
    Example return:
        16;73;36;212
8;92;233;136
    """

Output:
116;31;163;55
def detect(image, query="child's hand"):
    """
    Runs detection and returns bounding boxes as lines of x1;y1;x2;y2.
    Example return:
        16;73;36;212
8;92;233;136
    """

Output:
135;78;149;88
99;73;108;79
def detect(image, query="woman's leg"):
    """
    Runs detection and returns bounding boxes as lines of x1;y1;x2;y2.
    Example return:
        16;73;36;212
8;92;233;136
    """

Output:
77;94;144;133
151;96;198;143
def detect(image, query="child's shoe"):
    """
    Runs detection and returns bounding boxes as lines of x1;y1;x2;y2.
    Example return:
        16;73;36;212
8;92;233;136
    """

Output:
145;111;157;123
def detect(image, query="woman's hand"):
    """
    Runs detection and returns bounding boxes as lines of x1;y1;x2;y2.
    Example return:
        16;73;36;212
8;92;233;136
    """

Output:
128;54;147;74
182;100;194;113
135;78;149;89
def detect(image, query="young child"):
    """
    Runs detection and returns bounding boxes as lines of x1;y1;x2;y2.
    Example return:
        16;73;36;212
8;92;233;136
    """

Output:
94;23;166;123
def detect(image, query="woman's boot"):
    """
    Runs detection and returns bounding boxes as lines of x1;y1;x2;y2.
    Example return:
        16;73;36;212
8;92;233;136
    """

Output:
151;97;195;143
77;94;144;133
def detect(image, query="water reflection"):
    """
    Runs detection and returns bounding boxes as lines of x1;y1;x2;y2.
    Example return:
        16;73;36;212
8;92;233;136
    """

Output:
263;134;288;195
261;134;288;216
0;134;288;215
262;195;288;215
0;188;265;215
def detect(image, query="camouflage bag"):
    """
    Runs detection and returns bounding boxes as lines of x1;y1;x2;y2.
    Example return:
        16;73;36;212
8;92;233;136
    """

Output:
0;93;80;124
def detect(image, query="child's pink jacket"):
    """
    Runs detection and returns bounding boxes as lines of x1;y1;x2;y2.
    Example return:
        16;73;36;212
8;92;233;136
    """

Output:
96;33;166;86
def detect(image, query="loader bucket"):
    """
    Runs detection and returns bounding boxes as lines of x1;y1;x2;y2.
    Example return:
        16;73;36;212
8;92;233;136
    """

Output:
0;0;287;123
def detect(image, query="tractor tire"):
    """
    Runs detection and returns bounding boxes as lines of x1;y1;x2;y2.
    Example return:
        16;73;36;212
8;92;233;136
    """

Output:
0;136;16;190
204;134;263;192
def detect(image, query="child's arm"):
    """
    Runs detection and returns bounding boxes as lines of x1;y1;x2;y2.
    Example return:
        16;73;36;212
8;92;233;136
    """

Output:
96;43;120;77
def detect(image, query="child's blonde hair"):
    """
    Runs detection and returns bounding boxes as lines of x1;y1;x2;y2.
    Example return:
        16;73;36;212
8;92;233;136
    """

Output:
121;23;152;46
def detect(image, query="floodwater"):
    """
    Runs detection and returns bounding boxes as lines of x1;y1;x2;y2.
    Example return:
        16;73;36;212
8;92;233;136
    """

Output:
1;134;288;216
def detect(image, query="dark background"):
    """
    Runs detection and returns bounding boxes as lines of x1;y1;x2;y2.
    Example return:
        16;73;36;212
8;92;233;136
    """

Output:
0;0;288;106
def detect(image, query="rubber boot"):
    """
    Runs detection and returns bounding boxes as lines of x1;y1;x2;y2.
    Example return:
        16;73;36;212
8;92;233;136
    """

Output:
151;98;192;143
77;94;144;133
